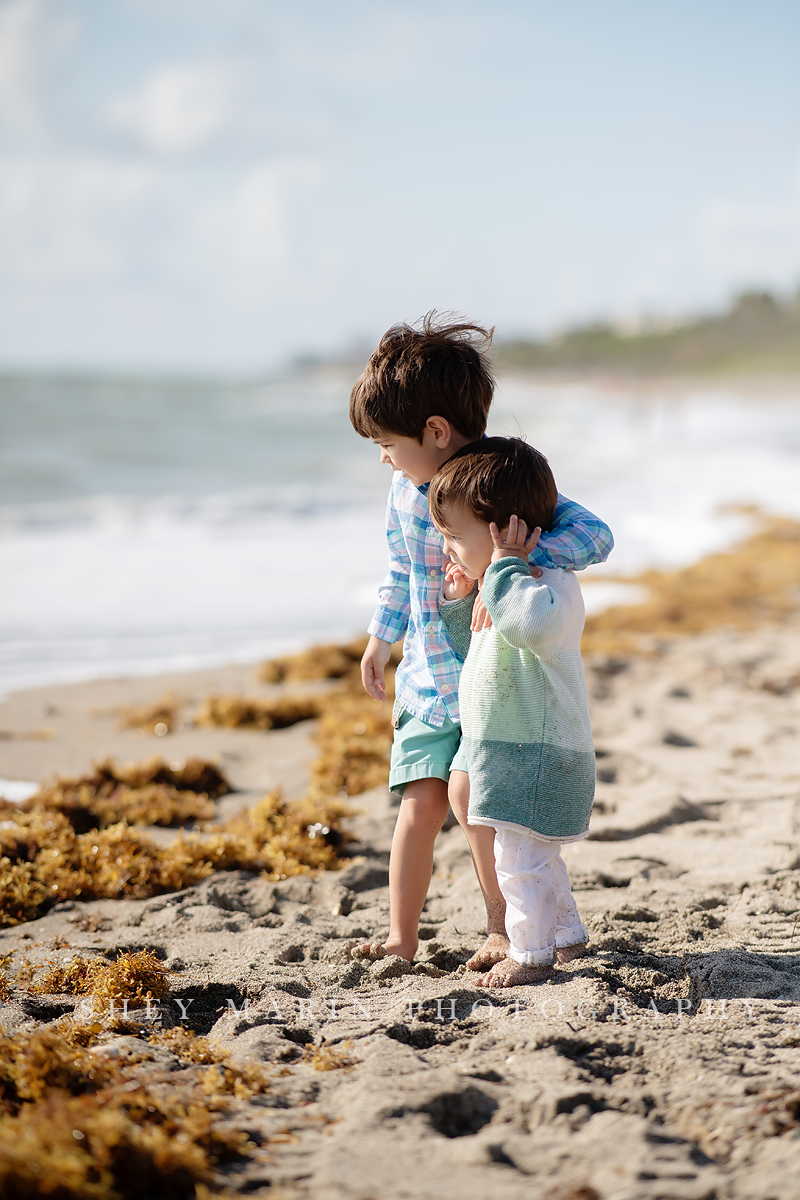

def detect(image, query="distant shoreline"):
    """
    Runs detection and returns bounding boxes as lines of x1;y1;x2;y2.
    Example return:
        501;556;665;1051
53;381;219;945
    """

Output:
494;367;800;396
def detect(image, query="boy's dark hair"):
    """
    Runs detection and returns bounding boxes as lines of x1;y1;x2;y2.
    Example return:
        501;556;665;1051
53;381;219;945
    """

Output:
349;312;495;442
428;437;558;534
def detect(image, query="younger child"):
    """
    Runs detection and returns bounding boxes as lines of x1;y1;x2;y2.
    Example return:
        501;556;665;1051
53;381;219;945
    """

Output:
430;437;594;986
349;315;609;967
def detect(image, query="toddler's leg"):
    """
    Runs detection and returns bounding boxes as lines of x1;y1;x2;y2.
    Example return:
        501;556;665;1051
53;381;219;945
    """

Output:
476;828;559;988
448;770;509;970
551;851;589;963
352;777;450;963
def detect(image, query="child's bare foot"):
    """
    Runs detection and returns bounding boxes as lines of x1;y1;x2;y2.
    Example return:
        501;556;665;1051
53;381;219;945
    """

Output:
467;932;510;971
475;956;552;988
350;937;417;963
557;941;588;964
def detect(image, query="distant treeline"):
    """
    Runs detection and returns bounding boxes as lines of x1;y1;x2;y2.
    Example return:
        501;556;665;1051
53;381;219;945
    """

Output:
497;289;800;376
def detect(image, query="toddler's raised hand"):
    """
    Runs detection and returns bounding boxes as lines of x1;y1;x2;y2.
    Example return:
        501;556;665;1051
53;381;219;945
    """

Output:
489;515;542;563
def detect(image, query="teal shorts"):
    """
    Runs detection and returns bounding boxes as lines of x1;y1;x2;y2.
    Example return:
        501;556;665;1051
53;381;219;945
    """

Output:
389;707;468;797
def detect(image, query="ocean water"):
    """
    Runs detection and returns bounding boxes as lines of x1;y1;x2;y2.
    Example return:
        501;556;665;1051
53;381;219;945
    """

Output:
2;370;800;696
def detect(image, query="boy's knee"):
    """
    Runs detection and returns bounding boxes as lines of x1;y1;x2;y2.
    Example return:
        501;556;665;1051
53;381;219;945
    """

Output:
401;777;450;812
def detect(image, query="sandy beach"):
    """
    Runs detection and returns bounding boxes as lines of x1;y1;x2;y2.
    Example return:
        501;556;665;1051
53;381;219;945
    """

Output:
1;579;800;1198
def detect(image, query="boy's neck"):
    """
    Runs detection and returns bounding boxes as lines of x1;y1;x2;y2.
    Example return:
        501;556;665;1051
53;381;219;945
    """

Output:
420;427;474;483
446;429;474;457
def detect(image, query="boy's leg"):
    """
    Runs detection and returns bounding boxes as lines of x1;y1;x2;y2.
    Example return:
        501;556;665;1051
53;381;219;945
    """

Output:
551;851;589;963
476;828;558;988
352;776;450;962
448;770;509;970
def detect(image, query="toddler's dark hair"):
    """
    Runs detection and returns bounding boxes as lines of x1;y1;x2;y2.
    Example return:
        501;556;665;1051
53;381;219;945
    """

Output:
428;437;558;534
349;312;495;442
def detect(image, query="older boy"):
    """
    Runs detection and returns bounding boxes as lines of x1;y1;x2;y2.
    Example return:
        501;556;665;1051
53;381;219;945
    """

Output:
349;315;610;966
431;437;594;987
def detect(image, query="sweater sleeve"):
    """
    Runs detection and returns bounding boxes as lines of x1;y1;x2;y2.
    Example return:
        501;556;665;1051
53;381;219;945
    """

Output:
438;586;477;662
481;557;566;652
529;494;614;571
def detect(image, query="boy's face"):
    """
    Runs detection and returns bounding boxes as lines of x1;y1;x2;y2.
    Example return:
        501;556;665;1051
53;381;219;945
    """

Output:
371;418;464;486
433;502;495;580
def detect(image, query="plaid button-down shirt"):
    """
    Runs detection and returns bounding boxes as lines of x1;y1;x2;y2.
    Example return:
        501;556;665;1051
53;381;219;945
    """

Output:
367;473;613;727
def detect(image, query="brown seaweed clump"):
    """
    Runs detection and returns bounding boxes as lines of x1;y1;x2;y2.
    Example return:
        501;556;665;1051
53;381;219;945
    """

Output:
112;691;184;735
311;691;394;796
30;950;170;1012
304;1039;355;1072
208;641;400;796
147;1026;225;1064
22;757;230;832
259;637;368;684
0;786;348;928
195;694;322;731
583;514;800;656
0;953;12;1002
259;636;404;684
0;1020;267;1199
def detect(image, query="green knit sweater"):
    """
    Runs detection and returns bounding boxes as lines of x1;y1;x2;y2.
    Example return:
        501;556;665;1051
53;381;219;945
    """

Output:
440;558;594;842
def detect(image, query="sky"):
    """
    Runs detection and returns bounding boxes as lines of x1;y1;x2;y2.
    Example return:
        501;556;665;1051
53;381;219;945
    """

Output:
0;0;799;372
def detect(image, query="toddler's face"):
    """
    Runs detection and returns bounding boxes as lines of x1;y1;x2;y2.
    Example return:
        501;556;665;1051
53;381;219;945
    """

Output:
433;502;495;580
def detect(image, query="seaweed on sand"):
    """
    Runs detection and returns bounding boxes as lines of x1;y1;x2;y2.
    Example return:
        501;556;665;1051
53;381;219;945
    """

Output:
0;1018;269;1199
582;514;800;656
311;691;394;796
303;1039;355;1072
0;787;349;927
202;645;400;795
259;636;404;684
19;757;230;831
29;949;170;1011
259;637;368;684
112;692;184;735
195;694;322;731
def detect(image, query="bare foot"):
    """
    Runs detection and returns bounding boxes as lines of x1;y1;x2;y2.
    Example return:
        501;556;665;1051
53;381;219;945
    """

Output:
475;956;552;988
350;938;417;963
467;932;510;971
557;941;588;964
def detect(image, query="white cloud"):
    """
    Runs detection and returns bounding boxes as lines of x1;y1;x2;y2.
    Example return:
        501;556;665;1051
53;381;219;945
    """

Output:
0;154;161;281
0;0;79;139
0;146;323;312
185;157;323;283
106;61;236;156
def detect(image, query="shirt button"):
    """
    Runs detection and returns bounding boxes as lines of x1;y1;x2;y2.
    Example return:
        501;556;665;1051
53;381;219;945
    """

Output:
430;569;437;577
441;684;449;692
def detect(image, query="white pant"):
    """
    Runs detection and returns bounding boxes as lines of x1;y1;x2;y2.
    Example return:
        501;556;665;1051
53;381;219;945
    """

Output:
493;826;587;966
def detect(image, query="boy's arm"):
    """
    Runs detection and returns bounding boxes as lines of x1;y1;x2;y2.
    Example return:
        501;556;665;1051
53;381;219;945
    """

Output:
364;485;411;701
367;486;412;645
529;494;614;571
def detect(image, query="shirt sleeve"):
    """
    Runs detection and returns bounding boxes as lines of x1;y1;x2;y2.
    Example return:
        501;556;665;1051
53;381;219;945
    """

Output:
481;557;566;652
367;483;412;644
530;494;614;571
